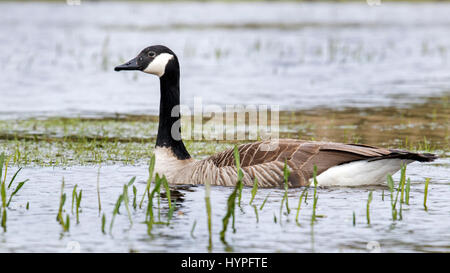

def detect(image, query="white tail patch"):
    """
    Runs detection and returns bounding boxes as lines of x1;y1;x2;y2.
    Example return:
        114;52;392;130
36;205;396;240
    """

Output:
313;159;413;186
144;53;174;77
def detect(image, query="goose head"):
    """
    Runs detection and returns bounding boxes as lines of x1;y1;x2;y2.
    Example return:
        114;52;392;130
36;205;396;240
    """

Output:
114;45;178;77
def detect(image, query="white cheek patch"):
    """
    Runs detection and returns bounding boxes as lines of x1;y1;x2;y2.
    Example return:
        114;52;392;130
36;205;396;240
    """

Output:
143;53;174;77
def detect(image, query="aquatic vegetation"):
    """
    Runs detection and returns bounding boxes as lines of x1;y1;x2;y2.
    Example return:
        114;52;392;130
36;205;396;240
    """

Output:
101;213;106;234
249;177;258;206
161;176;175;224
400;164;407;204
75;188;82;224
56;178;70;232
424;178;430;211
387;175;400;220
123;176;136;226
259;192;270;211
295;186;309;226
366;191;373;225
220;146;243;246
386;165;413;221
145;173;162;236
139;155;155;209
249;178;259;223
0;98;447;169
311;166;319;225
132;185;137;210
96;166;102;214
109;192;123;234
0;153;29;231
204;180;212;251
280;160;291;223
71;184;78;214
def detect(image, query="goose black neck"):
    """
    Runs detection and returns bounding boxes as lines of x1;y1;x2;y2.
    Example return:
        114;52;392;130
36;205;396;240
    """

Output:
156;67;191;160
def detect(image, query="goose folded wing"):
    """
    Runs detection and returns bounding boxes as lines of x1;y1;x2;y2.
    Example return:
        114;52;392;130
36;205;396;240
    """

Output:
207;140;399;187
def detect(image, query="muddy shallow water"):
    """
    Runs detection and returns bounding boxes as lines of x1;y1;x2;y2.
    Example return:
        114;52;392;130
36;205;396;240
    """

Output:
0;2;449;253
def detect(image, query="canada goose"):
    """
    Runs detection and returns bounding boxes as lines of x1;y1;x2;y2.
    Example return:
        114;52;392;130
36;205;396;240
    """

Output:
115;45;437;187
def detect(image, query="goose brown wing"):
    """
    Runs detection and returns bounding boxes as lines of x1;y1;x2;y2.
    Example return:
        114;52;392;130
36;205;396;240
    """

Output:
207;139;434;187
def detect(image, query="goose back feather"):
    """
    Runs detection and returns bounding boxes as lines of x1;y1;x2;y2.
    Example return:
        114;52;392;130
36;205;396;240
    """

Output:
156;139;437;187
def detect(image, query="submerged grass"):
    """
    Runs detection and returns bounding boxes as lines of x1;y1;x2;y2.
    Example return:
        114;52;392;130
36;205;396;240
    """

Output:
0;95;447;168
56;178;69;232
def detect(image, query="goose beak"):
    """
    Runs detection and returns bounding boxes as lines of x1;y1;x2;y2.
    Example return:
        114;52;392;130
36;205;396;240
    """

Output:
114;57;141;71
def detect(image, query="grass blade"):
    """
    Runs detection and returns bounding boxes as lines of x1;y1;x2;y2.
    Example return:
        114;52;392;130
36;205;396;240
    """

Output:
139;155;155;209
424;178;430;211
7;167;22;189
249;177;258;205
6;179;29;207
366;191;373;225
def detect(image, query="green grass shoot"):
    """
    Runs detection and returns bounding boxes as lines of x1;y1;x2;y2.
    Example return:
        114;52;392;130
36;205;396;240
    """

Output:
56;177;69;232
366;191;373;225
405;178;411;205
109;192;123;234
295;187;308;226
96;165;102;214
75;189;82;224
387;174;403;221
233;146;244;208
122;180;134;226
161;176;175;224
424;178;430;211
57;178;66;224
101;213;106;234
145;173;162;236
7;167;22;189
1;153;7;231
64;214;70;232
6;177;29;207
259;192;270;210
311;165;319;225
139;154;155;209
132;185;137;210
205;187;212;251
249;177;258;205
280;160;291;223
220;182;238;246
71;184;78;214
220;145;245;245
400;164;406;203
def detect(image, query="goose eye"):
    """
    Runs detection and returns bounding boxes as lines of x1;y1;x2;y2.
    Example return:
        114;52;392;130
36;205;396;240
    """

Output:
148;51;156;58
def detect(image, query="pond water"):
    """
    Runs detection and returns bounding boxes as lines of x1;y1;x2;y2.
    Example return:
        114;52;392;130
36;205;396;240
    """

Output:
0;1;449;253
0;159;448;253
1;2;450;118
